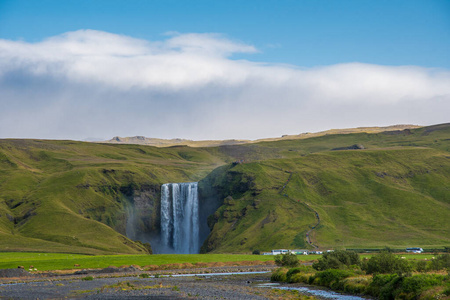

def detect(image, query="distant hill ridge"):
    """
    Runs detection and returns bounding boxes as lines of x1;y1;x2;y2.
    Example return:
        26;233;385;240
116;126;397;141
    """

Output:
104;124;421;147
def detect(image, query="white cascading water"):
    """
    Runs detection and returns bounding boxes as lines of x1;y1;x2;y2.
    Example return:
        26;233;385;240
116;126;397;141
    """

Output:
160;182;199;254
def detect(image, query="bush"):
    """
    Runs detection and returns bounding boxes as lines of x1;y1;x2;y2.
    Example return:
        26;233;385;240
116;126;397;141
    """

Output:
252;249;260;255
311;269;354;289
289;272;309;283
364;251;411;275
430;254;450;271
414;260;428;272
271;268;288;282
401;274;445;295
286;267;303;279
285;266;312;283
377;274;403;300
286;265;311;274
313;250;360;270
383;246;394;253
367;273;446;299
274;253;300;267
342;277;370;294
367;273;396;297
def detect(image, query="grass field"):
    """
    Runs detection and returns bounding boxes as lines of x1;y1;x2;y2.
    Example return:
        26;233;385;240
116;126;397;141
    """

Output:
0;252;279;271
0;252;437;272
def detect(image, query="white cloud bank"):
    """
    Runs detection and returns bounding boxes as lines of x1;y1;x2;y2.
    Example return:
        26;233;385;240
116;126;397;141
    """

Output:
0;30;449;140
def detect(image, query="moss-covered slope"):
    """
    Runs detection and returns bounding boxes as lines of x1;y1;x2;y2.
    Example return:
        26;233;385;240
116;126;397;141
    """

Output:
0;140;227;254
201;134;450;252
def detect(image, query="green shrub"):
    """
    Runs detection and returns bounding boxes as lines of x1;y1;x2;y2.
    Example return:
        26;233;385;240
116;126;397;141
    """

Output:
252;249;260;255
342;278;369;294
289;272;309;283
139;273;150;278
364;251;411;275
367;273;446;299
274;253;300;267
344;283;367;294
415;260;428;272
285;266;312;283
430;254;450;271
286;267;303;279
312;269;354;288
313;250;360;270
382;246;394;253
378;275;403;300
366;273;396;297
285;265;311;276
407;274;445;290
271;268;288;282
368;273;409;299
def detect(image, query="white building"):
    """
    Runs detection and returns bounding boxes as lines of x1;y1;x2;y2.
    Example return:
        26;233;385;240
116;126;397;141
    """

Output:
271;249;289;255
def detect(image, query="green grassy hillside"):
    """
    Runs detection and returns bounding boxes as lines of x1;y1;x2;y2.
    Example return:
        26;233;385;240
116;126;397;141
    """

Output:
201;146;450;252
0;140;227;254
0;124;449;254
200;124;450;252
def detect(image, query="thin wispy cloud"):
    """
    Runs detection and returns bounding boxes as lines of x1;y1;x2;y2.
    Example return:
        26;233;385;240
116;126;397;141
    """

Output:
0;30;449;140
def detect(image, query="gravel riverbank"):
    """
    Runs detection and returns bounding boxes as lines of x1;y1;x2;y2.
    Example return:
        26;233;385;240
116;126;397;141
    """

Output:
1;265;319;299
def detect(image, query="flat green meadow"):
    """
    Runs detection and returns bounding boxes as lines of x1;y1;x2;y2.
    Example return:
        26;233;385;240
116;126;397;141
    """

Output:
0;252;279;271
0;252;435;272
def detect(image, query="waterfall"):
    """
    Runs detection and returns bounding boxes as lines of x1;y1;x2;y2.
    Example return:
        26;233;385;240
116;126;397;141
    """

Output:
160;182;200;254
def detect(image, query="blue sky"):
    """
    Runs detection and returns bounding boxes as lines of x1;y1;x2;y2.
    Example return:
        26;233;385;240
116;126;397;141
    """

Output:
0;0;449;140
1;0;449;68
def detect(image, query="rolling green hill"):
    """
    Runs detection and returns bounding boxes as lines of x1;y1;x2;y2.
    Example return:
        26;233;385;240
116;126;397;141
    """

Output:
0;123;449;254
200;147;450;252
0;140;227;254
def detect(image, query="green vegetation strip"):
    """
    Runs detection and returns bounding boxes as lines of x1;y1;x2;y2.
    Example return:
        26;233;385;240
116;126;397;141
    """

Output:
272;252;450;299
0;252;435;272
0;252;317;271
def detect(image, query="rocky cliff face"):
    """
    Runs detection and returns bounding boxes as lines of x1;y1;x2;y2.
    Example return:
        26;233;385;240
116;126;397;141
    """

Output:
131;185;161;233
123;185;160;253
198;164;257;253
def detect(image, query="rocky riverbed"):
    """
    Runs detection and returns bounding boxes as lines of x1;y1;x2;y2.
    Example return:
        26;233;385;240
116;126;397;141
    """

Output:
0;265;322;299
